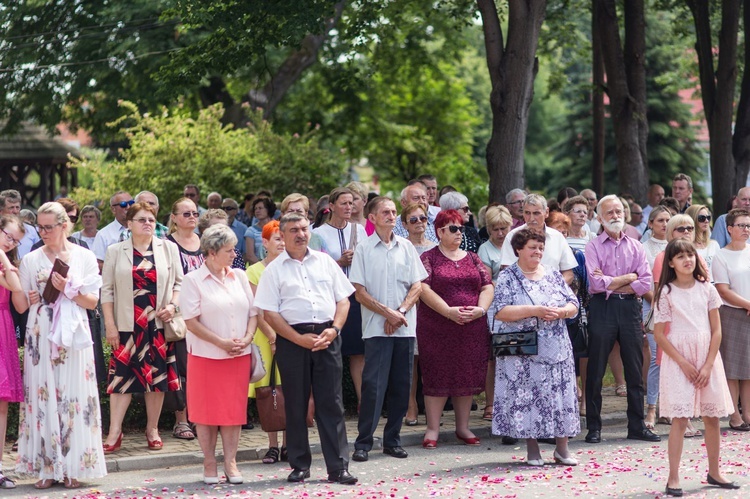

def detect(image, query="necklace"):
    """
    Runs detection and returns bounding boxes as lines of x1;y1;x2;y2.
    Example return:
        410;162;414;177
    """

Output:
518;265;540;275
438;245;461;268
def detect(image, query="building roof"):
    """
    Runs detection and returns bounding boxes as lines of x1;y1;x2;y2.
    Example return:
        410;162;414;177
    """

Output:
0;122;80;168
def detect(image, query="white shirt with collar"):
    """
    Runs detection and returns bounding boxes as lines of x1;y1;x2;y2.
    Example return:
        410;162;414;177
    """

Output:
254;249;355;326
499;224;578;271
349;233;428;339
92;219;127;261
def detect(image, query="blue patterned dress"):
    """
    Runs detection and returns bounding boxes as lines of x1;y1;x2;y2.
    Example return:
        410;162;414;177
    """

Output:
489;264;580;439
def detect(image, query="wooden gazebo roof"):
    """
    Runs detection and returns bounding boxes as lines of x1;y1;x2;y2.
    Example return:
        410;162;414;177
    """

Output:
0;122;79;206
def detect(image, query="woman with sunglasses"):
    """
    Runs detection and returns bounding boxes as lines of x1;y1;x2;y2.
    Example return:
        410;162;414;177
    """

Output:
13;203;106;489
401;203;436;426
712;208;750;432
101;202;183;455
687;204;720;276
417;209;493;449
439;192;481;252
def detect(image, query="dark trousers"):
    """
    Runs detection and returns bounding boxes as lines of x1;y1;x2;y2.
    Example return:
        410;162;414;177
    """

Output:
276;325;349;473
585;294;646;433
355;336;414;450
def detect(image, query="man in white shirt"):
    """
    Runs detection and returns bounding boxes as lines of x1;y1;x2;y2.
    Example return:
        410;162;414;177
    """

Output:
349;197;427;463
0;189;40;258
183;184;207;215
92;191;133;268
255;213;357;485
500;193;577;284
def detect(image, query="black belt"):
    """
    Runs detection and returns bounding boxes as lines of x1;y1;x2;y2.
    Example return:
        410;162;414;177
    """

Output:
291;321;333;333
594;293;637;300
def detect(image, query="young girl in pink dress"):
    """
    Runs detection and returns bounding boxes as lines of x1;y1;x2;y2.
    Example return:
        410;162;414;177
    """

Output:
653;239;739;496
0;216;25;489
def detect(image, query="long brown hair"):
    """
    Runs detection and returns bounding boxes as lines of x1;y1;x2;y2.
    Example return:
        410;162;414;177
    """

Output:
654;239;708;310
0;215;25;266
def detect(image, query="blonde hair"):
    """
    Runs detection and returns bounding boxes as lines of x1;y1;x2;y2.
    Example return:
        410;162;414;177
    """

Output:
666;214;694;242
37;201;72;236
485;205;512;229
685;204;710;246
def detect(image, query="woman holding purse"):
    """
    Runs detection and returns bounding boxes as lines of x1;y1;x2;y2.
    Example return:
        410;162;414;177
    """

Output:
181;224;258;484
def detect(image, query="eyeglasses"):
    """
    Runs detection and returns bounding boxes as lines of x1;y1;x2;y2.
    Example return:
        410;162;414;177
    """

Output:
132;217;156;225
36;223;61;233
730;223;750;230
674;226;695;233
507;200;523;206
1;228;19;247
408;215;428;224
460;206;471;213
176;211;200;218
569;209;588;215
221;206;237;212
68;214;78;223
697;214;712;223
184;192;199;198
443;225;465;234
111;200;135;209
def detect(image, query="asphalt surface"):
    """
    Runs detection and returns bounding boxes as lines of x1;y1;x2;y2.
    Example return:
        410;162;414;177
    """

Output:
6;422;749;498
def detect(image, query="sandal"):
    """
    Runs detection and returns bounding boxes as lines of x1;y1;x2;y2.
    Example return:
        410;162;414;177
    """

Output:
615;384;627;397
405;418;419;426
280;446;288;462
262;446;280;464
173;421;195;440
0;473;15;489
482;406;493;421
34;479;58;489
658;416;672;425
64;478;81;489
729;421;750;432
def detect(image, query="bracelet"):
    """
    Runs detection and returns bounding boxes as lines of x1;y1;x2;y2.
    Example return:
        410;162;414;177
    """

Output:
269;340;276;345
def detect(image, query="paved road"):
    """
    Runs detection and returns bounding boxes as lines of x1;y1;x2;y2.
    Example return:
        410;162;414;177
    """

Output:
5;422;748;498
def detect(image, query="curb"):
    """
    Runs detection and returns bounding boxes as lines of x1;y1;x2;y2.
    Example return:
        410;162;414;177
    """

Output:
103;415;630;474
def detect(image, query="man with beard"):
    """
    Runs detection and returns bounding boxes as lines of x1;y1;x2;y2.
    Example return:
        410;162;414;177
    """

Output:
583;195;657;444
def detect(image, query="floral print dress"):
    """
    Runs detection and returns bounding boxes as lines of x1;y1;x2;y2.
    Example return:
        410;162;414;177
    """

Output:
16;246;106;481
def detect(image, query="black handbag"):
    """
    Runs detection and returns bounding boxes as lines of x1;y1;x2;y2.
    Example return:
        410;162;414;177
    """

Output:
490;271;539;357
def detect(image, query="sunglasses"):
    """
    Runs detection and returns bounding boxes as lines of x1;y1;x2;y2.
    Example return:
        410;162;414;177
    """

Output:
132;217;156;225
697;214;712;223
460;206;471;213
674;226;695;233
222;206;237;212
177;211;200;218
68;214;78;223
443;225;465;234
408;215;428;224
112;200;135;208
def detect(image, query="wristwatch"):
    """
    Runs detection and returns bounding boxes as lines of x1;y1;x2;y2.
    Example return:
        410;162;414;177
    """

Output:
333;326;341;335
398;306;407;314
169;302;180;313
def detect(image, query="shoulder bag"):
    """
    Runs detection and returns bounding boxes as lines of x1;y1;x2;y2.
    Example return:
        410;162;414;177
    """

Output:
491;271;539;357
255;355;314;432
164;313;187;342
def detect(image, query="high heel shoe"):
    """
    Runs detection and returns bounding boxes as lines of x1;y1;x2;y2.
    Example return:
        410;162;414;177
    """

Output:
225;471;244;484
422;439;438;449
103;432;123;454
455;432;480;446
553;450;578;466
146;431;163;450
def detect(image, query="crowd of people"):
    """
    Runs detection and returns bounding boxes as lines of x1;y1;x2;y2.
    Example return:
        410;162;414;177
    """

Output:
0;173;745;495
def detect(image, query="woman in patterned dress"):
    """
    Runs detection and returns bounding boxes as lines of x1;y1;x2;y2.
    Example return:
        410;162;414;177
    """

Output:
490;229;580;466
14;203;106;489
101;202;183;453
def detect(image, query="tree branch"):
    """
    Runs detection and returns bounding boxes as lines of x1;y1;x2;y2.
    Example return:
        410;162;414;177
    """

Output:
476;0;504;87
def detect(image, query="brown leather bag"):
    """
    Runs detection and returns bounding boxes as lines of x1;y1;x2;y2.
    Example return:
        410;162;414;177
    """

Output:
256;356;315;431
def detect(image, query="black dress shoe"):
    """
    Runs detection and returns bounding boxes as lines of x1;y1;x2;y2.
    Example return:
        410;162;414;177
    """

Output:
287;469;310;483
626;428;661;442
352;449;369;462
665;485;683;497
707;473;741;489
328;469;358;485
501;435;518;445
241;421;254;430
383;446;408;458
585;430;601;443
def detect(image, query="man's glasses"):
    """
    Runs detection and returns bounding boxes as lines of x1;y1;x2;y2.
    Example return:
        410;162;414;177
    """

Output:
68;215;78;224
674;226;694;234
730;223;750;230
177;211;200;218
1;228;19;247
36;223;61;233
112;200;135;209
444;225;465;234
408;215;428;224
184;192;199;198
697;214;712;223
132;217;156;225
507;200;523;206
222;206;237;212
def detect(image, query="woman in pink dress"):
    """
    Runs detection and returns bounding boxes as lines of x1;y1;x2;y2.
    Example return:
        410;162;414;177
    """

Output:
0;216;24;489
653;239;738;496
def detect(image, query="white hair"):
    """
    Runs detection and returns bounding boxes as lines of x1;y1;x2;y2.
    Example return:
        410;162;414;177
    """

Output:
505;188;527;204
523;193;547;210
596;194;623;216
439;191;468;211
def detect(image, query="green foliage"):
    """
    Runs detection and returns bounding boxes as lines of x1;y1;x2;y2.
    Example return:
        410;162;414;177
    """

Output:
71;102;347;222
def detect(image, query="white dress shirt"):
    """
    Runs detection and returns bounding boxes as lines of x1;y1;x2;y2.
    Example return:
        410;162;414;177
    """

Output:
92;219;126;261
499;224;577;271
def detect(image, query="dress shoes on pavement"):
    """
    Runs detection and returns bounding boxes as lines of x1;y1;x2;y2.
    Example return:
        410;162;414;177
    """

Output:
627;428;661;442
706;474;741;489
585;430;601;443
327;469;358;485
352;449;369;462
287;469;310;483
383;446;408;458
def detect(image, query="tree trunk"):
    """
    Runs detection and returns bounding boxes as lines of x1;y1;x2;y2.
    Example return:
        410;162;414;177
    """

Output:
478;0;547;204
623;0;648;180
594;0;648;204
686;0;740;216
592;0;605;196
732;0;750;192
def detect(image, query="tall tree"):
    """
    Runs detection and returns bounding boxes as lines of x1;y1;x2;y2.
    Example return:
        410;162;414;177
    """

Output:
477;0;548;203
